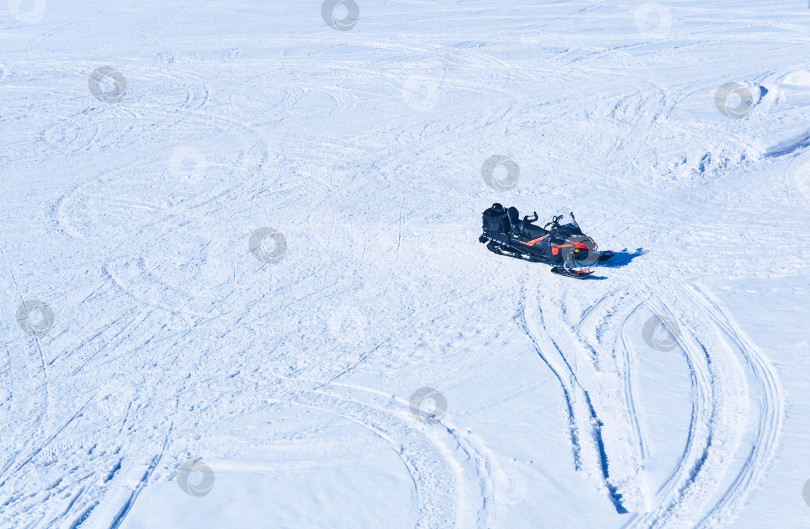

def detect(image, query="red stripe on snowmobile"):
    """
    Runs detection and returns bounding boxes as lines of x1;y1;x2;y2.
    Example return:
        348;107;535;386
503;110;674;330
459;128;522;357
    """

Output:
551;243;572;255
551;242;589;255
519;235;549;246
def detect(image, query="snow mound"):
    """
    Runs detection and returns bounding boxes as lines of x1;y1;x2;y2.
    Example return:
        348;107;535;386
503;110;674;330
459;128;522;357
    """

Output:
781;69;810;87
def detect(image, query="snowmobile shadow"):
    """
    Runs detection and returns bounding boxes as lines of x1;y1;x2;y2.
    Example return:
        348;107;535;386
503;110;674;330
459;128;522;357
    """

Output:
598;248;647;268
583;274;607;280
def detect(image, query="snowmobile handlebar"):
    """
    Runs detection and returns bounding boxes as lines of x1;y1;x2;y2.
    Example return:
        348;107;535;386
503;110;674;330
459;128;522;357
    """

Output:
542;213;580;230
544;215;563;230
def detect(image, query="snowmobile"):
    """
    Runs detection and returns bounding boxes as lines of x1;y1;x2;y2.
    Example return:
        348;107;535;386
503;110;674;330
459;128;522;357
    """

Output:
478;203;613;279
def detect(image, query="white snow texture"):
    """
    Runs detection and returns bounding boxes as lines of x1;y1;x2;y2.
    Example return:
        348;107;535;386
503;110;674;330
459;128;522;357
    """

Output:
2;1;810;528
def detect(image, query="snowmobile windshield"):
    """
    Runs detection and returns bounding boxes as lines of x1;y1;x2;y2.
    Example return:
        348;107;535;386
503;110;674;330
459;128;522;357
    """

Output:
560;212;580;229
548;213;584;243
546;212;581;231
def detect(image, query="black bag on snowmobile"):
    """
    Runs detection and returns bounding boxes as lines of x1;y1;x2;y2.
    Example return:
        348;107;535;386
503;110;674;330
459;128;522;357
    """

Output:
482;203;510;235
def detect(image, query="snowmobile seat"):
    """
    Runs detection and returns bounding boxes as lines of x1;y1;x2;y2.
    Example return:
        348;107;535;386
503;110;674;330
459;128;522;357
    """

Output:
499;206;547;239
508;208;547;239
507;207;520;228
516;221;547;240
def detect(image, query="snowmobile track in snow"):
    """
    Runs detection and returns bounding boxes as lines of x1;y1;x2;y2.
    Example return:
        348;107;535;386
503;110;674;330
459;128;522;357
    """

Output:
620;281;783;529
688;284;784;528
521;274;630;514
520;269;785;527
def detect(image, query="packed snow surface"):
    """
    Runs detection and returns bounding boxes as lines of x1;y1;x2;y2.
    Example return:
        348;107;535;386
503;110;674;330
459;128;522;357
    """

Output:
2;1;810;528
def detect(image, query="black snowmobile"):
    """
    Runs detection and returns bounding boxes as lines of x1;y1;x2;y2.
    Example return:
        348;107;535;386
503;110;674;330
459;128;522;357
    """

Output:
478;203;613;278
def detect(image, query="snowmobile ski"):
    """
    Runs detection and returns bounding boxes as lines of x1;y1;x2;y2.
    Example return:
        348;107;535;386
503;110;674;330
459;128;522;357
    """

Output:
550;266;593;279
598;250;615;263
